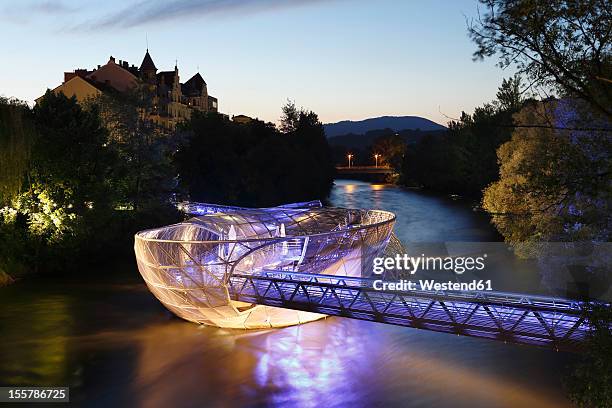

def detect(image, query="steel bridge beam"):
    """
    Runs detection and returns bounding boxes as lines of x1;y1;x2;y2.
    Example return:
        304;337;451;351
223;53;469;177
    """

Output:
228;272;591;351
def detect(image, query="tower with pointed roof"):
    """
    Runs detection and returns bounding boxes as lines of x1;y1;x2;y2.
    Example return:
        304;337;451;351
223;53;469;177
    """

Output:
140;49;157;84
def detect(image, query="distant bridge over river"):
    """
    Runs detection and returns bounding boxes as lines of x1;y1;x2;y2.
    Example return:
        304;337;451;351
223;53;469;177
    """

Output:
336;165;395;174
335;166;396;181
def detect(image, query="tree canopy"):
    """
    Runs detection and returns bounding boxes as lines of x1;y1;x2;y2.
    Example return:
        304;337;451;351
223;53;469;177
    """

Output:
0;97;33;204
469;0;612;120
176;102;334;207
483;100;611;243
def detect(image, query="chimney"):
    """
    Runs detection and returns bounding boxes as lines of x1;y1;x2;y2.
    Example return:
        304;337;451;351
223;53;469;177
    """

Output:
109;56;115;63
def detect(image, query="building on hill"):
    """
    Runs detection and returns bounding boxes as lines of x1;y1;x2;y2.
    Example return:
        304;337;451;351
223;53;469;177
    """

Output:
37;50;219;129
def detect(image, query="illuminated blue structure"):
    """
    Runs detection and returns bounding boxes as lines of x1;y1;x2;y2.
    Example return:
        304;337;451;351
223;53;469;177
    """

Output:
135;201;397;328
135;201;595;350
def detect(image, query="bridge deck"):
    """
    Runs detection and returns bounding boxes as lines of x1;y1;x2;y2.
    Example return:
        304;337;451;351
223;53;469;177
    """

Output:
229;271;590;351
336;166;395;174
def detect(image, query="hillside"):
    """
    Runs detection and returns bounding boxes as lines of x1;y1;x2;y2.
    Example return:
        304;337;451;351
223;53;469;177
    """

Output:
323;115;446;138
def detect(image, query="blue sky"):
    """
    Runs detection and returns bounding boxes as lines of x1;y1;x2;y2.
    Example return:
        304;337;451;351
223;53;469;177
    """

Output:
0;0;516;125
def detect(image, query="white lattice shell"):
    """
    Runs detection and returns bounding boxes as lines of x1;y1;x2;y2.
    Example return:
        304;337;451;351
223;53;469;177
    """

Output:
135;202;396;328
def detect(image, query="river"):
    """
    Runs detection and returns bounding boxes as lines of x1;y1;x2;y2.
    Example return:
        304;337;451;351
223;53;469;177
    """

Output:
0;181;573;407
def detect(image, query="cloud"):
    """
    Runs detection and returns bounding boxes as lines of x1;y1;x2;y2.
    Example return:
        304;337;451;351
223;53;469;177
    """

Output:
32;0;76;14
1;1;77;24
73;0;331;31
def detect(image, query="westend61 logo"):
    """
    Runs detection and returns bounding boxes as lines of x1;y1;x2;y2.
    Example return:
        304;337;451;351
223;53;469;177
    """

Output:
373;254;487;275
371;253;493;292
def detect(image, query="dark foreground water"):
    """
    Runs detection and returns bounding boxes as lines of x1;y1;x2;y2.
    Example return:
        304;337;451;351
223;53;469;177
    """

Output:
0;181;573;407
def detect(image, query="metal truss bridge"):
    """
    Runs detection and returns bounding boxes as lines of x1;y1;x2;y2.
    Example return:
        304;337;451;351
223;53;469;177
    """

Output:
229;271;593;351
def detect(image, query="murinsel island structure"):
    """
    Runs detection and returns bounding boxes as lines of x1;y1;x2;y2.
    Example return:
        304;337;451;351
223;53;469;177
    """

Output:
134;202;594;350
38;49;218;129
135;201;397;328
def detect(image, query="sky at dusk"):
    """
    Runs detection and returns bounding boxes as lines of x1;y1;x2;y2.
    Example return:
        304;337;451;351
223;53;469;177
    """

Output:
0;0;517;125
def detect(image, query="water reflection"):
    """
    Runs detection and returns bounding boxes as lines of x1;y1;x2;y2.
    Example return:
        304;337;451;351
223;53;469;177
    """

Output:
343;184;356;194
0;293;71;385
331;180;501;242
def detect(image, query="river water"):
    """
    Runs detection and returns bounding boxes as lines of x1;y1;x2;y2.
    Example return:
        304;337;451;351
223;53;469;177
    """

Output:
0;181;573;407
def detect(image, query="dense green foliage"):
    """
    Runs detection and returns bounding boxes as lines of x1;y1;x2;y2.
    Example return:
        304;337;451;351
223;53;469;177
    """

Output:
175;101;334;207
565;304;612;407
0;94;334;281
0;91;180;279
483;101;611;244
89;87;177;212
1;93;110;278
32;91;116;211
370;133;406;170
0;97;33;204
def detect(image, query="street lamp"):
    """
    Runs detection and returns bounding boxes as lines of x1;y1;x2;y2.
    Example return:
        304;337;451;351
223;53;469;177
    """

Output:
374;154;380;168
347;153;353;168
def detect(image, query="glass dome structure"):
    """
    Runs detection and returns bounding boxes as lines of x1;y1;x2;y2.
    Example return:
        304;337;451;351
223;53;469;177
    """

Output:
134;201;397;329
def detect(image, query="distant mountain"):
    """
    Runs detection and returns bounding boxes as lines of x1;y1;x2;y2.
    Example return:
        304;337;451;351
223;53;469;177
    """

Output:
323;116;446;138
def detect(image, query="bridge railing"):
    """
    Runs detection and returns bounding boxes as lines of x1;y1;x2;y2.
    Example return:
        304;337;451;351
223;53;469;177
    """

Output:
228;270;594;351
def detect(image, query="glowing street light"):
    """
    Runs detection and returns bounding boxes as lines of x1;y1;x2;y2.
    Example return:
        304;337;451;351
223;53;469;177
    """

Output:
374;154;380;168
347;153;353;168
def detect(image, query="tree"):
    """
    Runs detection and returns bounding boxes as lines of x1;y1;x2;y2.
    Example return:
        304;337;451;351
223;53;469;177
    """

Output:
0;97;33;204
176;102;334;207
469;0;612;120
279;99;299;133
0;91;118;276
495;75;524;111
89;86;177;212
371;133;406;170
283;102;335;200
0;89;181;278
402;133;469;192
0;97;34;283
565;303;612;408
482;100;611;243
32;91;115;212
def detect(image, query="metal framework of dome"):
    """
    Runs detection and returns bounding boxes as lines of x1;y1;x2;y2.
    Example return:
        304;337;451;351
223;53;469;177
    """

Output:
134;201;397;328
